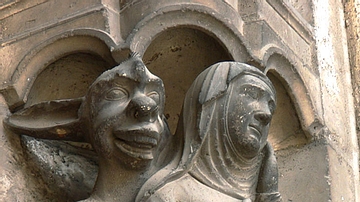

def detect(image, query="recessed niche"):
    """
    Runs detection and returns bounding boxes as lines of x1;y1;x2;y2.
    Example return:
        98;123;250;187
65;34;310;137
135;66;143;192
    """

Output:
267;73;308;150
143;27;233;133
26;53;111;107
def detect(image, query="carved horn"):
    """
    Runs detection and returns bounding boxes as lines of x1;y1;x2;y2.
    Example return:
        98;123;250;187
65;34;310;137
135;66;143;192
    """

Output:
3;98;86;142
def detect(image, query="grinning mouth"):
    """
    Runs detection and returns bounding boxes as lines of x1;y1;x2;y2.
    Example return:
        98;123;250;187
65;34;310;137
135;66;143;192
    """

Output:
113;129;160;160
249;124;261;138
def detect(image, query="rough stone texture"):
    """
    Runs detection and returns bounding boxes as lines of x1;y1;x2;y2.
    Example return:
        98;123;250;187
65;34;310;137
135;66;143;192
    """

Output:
313;0;359;200
143;28;232;133
277;142;330;202
0;96;52;201
25;53;111;107
0;0;359;201
267;73;308;151
344;0;360;172
21;137;98;201
139;62;281;201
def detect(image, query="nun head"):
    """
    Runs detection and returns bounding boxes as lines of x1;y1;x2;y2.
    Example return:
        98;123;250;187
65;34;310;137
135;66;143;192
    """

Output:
225;71;276;159
198;62;276;159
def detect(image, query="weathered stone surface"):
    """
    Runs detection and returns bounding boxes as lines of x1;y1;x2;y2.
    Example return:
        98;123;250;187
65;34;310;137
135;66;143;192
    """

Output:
21;136;98;201
137;62;281;201
4;54;175;201
344;0;360;181
277;142;330;202
0;95;50;201
143;28;232;133
0;0;359;201
313;0;359;200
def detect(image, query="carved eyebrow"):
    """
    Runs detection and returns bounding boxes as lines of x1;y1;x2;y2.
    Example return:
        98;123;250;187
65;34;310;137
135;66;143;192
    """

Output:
146;78;163;86
239;84;265;93
144;79;164;94
113;75;138;86
239;84;276;108
240;84;275;97
113;75;163;93
115;72;162;84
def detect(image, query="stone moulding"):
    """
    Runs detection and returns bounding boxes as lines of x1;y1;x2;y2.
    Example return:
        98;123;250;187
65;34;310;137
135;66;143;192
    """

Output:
0;31;117;109
122;0;322;139
266;0;314;43
0;0;321;140
0;3;108;47
0;0;17;10
122;2;250;62
0;0;356;201
264;52;323;139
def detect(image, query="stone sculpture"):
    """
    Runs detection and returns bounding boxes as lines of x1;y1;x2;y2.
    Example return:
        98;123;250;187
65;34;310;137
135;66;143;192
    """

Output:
137;62;281;202
4;53;175;201
4;58;281;202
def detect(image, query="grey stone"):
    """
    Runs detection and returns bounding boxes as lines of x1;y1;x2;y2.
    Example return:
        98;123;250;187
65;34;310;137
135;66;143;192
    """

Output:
0;0;359;201
4;54;176;201
137;62;281;202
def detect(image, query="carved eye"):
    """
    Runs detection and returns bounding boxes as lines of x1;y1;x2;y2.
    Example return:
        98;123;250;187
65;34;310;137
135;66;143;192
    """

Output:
105;87;128;101
147;91;160;103
248;91;259;99
268;100;276;114
244;88;260;100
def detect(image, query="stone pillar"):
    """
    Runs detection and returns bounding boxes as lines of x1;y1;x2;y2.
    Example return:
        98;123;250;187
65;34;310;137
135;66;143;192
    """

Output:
313;0;359;200
344;0;360;179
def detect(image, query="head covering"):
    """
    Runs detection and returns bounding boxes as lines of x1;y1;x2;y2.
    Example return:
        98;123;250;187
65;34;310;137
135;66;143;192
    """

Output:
137;62;279;201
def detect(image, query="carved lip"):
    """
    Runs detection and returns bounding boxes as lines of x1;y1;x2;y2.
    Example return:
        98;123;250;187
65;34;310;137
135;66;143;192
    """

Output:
113;128;160;160
248;124;261;139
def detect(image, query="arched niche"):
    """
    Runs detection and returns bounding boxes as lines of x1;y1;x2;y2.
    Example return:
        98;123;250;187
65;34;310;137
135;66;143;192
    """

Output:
120;1;251;62
8;34;117;201
266;72;308;150
263;54;326;201
265;53;323;138
123;1;254;133
143;27;233;133
25;53;111;107
7;31;116;108
15;52;114;201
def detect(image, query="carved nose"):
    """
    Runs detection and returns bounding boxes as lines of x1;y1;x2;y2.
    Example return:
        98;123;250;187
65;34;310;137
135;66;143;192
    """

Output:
129;95;158;122
254;111;272;125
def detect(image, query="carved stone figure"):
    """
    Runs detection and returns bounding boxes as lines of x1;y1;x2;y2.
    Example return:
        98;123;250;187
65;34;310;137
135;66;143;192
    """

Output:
4;53;175;202
137;62;281;202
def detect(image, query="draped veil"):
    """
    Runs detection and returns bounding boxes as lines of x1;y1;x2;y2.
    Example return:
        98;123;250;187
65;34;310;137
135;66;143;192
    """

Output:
136;62;281;202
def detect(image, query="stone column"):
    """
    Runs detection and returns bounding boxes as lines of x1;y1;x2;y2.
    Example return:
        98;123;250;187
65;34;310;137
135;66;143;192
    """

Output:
313;0;360;200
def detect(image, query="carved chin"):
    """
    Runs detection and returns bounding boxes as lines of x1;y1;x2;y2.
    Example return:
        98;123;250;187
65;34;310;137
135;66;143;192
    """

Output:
236;133;261;158
114;139;155;160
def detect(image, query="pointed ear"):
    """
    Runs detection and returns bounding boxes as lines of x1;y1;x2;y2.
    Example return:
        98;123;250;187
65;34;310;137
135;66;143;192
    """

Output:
3;98;87;142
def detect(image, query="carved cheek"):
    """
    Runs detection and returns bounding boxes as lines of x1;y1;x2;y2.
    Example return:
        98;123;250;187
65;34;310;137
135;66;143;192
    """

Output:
92;100;129;129
227;97;250;134
259;124;270;145
227;112;249;145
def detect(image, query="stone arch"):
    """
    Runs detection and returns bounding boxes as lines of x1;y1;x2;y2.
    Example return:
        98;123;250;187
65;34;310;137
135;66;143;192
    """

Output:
264;52;323;139
5;30;118;201
119;1;253;132
7;29;116;108
122;2;251;62
25;53;112;107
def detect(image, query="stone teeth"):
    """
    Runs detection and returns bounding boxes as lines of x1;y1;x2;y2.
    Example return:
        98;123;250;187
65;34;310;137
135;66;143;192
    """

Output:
133;136;157;146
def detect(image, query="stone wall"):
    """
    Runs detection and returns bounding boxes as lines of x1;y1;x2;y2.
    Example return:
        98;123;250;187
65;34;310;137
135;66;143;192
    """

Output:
0;0;359;201
344;0;360;167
